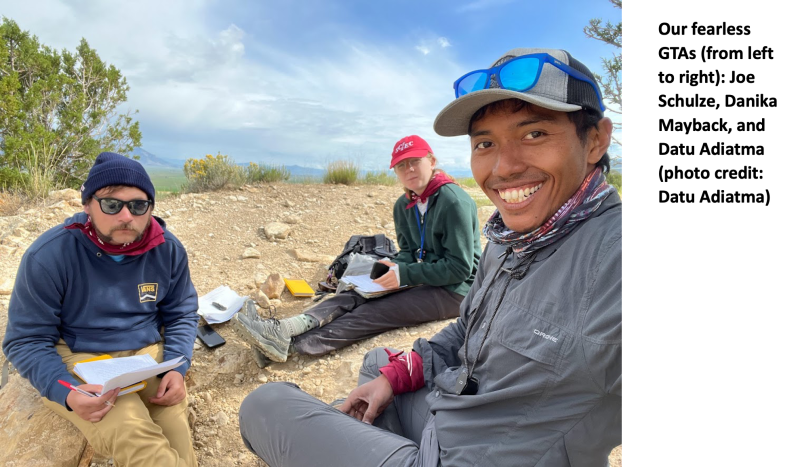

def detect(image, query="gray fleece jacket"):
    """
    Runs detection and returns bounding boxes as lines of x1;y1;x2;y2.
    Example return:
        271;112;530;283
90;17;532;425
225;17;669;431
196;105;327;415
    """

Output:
413;191;622;466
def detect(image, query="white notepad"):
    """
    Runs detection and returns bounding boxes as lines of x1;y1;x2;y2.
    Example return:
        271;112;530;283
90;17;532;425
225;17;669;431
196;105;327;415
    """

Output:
73;355;186;395
197;285;246;323
339;275;412;299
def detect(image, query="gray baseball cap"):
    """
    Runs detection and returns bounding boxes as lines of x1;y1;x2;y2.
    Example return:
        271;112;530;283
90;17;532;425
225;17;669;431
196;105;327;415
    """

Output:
433;48;605;136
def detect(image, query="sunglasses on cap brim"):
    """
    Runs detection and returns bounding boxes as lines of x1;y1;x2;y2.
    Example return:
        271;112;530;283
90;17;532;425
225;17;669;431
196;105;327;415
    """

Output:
453;53;605;112
92;195;153;216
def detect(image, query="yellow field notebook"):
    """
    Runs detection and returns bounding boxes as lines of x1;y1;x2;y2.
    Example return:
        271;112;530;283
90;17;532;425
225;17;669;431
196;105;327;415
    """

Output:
72;355;148;396
283;278;315;297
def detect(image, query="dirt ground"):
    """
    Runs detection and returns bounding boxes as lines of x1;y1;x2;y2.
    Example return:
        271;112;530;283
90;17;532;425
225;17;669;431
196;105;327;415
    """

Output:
0;183;621;466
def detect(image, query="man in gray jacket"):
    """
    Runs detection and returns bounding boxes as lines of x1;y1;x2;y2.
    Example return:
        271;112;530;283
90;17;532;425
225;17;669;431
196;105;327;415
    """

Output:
239;47;621;466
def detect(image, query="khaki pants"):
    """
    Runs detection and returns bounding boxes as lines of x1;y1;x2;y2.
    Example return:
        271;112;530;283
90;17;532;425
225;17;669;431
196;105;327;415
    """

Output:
42;341;197;467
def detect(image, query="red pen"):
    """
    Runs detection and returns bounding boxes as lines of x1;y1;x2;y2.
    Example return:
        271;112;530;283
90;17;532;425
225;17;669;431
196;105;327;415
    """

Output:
58;380;115;407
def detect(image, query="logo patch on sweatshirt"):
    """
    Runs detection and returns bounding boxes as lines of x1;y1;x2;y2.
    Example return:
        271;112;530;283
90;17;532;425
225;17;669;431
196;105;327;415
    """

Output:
138;283;158;302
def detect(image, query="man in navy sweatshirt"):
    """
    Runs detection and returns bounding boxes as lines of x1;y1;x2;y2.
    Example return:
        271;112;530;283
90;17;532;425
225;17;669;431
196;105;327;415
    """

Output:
3;152;199;467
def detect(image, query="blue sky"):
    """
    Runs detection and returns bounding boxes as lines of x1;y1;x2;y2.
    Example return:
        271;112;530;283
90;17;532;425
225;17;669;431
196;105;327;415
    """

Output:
3;0;621;171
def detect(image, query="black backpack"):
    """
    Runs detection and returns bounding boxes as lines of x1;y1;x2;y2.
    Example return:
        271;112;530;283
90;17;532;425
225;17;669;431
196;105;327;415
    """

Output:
322;234;398;290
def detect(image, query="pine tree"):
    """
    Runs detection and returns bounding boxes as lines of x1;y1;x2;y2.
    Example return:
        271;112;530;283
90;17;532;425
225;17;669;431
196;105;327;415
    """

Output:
0;18;141;196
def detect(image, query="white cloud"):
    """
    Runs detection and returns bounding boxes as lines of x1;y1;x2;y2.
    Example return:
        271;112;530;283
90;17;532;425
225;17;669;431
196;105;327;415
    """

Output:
415;36;451;56
2;0;474;170
126;31;469;169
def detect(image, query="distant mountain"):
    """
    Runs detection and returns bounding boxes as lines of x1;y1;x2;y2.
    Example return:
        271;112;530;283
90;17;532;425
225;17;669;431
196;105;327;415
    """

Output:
286;165;324;177
132;148;185;168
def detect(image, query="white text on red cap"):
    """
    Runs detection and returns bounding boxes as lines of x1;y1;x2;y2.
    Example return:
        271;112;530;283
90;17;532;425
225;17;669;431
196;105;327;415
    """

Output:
395;141;414;153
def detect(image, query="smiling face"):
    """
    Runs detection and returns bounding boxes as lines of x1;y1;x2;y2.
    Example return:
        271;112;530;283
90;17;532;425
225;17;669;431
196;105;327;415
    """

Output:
83;186;152;245
469;100;611;233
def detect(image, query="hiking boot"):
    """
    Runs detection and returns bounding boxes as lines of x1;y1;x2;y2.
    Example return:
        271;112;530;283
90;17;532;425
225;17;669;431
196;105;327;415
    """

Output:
241;298;260;321
231;313;290;363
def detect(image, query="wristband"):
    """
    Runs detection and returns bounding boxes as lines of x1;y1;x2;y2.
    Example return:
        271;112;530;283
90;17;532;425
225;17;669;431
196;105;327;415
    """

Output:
379;348;424;395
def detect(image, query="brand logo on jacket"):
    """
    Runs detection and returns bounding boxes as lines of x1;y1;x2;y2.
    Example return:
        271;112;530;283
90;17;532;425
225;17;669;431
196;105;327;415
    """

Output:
138;283;158;302
534;329;558;343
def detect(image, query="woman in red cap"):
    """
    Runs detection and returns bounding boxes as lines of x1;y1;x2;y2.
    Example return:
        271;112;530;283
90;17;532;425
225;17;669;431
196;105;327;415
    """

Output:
233;135;482;363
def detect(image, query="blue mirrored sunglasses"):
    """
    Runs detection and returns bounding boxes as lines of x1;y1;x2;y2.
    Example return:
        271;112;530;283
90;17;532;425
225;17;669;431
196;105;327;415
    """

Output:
453;53;605;112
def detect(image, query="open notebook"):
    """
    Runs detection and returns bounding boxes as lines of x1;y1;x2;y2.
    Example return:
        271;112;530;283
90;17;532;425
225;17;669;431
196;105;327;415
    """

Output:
72;355;186;395
339;274;411;299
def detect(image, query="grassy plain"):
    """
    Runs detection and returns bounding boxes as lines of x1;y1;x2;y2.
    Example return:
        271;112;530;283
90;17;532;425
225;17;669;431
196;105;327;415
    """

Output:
144;167;186;197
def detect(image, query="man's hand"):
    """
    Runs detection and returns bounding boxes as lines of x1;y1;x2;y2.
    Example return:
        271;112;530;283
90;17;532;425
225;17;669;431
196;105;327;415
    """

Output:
66;384;119;422
339;374;394;424
372;260;399;289
148;370;186;406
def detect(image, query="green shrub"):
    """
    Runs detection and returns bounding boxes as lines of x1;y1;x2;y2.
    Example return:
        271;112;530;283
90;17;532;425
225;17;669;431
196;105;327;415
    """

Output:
0;19;141;196
0;167;29;192
245;162;291;184
183;153;245;192
360;170;397;186
323;160;359;185
2;143;63;198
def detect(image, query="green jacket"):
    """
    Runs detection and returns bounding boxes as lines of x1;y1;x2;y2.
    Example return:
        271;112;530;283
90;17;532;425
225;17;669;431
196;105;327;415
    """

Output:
392;183;481;296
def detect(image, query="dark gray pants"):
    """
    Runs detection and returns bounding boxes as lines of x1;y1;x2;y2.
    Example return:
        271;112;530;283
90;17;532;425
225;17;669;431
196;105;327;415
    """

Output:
294;285;463;356
239;348;438;467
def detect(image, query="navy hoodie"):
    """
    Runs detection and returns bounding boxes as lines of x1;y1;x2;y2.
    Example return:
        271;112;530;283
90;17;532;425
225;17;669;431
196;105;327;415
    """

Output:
2;212;199;407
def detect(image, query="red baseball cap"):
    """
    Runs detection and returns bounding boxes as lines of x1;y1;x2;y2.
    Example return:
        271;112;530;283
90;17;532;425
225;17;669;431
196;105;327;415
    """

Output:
390;135;433;168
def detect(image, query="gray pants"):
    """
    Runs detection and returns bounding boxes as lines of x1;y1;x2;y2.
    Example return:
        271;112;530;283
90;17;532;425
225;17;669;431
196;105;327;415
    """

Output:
294;286;463;356
239;348;439;467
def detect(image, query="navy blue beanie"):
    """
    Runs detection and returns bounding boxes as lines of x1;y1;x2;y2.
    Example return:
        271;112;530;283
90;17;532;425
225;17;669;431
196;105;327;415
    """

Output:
81;152;156;204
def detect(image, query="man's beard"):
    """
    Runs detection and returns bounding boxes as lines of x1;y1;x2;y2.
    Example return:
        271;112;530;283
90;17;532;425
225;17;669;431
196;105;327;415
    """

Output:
95;218;150;245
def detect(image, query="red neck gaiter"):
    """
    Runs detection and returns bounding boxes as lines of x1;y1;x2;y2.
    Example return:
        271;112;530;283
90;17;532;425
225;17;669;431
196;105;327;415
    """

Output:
65;216;166;255
405;172;454;210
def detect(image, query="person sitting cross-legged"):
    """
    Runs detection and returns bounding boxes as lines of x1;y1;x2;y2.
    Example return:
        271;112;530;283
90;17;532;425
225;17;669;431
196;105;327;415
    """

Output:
2;152;199;467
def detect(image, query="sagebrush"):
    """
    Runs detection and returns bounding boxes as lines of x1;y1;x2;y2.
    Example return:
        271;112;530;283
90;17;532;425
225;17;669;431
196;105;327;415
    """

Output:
183;153;245;192
246;163;291;184
324;160;359;185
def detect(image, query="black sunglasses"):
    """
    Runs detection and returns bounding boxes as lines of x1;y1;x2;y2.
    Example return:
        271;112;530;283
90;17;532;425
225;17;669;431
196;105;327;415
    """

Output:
92;195;153;216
